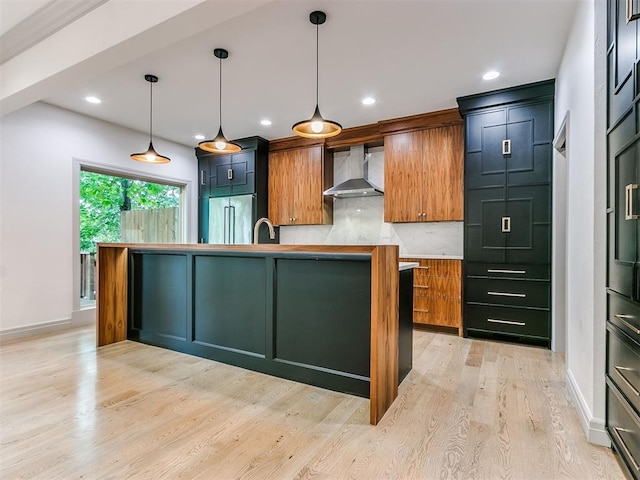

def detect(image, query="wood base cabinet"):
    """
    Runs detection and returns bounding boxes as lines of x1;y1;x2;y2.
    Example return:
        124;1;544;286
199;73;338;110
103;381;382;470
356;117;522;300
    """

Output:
400;258;462;335
606;1;640;477
457;80;554;347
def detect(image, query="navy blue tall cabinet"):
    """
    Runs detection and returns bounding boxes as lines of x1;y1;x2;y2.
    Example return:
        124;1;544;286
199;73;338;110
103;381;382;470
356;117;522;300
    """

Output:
457;80;554;347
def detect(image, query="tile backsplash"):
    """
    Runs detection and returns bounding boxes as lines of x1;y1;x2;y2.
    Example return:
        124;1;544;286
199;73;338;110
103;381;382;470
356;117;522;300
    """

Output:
279;145;463;257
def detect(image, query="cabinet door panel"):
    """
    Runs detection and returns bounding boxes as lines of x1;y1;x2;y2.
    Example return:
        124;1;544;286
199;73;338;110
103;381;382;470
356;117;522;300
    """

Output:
294;146;324;225
210;155;232;197
466;109;506;152
423;125;464;221
507;102;553;145
193;256;266;355
466;124;507;189
384;132;423;222
268;150;293;225
505;120;533;173
465;188;506;263
506;184;550;264
506;104;552;185
610;143;638;298
229;150;255;195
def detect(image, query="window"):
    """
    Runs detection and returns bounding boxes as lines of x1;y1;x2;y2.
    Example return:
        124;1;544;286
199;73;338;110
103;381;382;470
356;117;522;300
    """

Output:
79;170;182;306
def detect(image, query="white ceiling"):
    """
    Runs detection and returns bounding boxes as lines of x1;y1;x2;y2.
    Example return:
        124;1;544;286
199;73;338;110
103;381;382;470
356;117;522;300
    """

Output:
0;0;50;33
5;0;580;147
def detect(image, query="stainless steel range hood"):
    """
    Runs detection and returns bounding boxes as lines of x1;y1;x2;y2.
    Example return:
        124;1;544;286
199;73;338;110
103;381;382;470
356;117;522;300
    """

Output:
323;145;384;198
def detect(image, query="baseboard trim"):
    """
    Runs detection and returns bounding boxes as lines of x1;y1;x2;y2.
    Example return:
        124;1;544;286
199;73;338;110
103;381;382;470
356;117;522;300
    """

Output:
0;307;97;343
566;369;610;447
71;307;96;327
0;317;73;343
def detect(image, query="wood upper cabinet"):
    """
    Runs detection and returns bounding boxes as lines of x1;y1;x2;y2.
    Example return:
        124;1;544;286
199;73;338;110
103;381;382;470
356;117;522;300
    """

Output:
384;124;463;223
268;144;333;226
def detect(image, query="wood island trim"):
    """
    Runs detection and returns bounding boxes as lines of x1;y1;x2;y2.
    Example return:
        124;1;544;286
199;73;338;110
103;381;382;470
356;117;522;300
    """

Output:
96;245;128;346
96;243;400;425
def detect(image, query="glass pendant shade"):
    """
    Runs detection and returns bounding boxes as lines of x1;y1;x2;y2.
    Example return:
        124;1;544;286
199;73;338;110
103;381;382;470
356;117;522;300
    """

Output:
130;74;171;164
131;142;170;164
292;11;342;139
292;104;342;139
198;48;241;154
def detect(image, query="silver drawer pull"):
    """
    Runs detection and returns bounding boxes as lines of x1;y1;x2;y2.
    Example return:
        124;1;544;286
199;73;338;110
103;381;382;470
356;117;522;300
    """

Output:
614;366;640;396
502;139;512;155
501;216;511;233
625;183;639;220
612;427;640;472
615;314;640;334
487;318;525;326
487;269;526;274
487;291;526;298
200;170;206;186
227;168;234;180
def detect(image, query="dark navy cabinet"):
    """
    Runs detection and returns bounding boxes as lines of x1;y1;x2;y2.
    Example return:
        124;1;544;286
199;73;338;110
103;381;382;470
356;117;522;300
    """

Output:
457;80;554;346
196;136;274;244
606;0;640;477
203;150;255;197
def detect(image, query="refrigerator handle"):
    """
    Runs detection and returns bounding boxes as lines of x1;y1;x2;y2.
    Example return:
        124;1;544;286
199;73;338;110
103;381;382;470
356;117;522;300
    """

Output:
223;206;230;244
230;206;236;243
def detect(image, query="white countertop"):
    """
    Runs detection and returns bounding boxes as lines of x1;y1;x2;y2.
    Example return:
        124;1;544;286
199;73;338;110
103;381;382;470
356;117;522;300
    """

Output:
400;254;463;260
399;262;420;271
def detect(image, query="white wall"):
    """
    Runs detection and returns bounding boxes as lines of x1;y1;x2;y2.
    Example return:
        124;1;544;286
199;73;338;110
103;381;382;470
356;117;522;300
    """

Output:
280;146;463;257
0;102;197;336
555;0;608;446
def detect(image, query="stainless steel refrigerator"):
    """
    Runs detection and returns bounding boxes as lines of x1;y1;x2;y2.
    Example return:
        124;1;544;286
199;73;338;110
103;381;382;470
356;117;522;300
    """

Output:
208;194;254;244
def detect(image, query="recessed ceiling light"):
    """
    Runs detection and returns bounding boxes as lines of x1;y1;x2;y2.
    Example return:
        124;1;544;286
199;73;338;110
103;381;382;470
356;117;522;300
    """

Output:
362;97;376;105
260;119;272;126
85;96;101;104
194;134;205;140
482;71;500;80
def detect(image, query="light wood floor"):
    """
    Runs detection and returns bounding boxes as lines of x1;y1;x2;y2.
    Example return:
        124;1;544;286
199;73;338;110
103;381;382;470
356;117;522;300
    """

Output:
0;326;625;480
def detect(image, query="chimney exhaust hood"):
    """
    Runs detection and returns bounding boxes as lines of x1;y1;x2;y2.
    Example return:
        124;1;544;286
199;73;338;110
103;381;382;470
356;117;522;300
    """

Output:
323;145;383;198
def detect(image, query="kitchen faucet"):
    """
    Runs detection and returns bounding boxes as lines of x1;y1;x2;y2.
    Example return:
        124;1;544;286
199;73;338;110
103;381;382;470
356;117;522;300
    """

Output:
253;217;275;244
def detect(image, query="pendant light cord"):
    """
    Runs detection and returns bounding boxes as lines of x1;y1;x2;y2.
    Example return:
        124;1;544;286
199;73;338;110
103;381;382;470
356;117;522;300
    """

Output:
219;55;223;127
149;80;153;143
316;21;319;105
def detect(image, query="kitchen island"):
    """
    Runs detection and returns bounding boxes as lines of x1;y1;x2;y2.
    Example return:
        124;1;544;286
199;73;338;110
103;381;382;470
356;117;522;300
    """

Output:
96;243;410;425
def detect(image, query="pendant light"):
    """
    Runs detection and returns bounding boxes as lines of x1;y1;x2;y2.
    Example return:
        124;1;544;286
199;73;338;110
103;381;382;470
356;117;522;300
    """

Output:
131;74;171;164
292;10;342;139
198;48;241;154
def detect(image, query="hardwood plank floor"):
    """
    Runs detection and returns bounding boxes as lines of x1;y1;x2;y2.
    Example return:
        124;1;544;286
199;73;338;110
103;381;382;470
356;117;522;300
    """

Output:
0;326;625;479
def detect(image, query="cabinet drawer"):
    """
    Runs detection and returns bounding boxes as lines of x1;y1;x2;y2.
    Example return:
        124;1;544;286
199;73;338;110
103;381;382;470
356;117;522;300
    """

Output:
466;278;549;309
465;262;550;280
607;379;640;478
414;276;461;299
401;258;461;278
609;291;640;345
465;304;550;339
607;325;640;417
414;297;461;328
